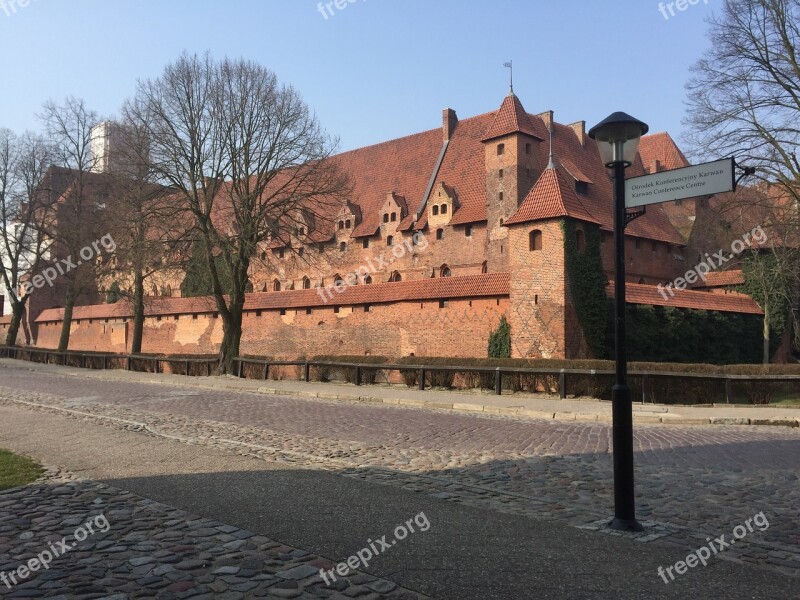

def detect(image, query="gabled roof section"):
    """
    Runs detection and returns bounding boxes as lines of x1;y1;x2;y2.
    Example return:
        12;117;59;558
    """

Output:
559;157;593;184
481;93;545;143
638;132;690;172
607;282;762;314
505;166;600;226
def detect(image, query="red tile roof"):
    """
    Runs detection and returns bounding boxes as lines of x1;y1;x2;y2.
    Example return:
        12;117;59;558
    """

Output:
505;166;600;226
34;273;511;322
481;93;545;142
693;270;745;288
637;132;689;172
607;281;762;314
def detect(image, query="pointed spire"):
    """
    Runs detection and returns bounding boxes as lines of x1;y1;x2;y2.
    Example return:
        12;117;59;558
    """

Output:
547;126;555;169
503;61;513;95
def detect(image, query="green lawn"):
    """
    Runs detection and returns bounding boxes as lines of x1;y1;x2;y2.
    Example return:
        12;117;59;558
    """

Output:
0;449;43;491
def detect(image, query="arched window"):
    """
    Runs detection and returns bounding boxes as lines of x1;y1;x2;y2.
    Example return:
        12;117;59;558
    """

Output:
529;230;543;252
345;219;351;228
576;229;586;252
338;221;344;230
432;205;439;216
383;213;389;223
387;235;394;246
441;204;448;214
302;277;311;289
261;282;268;292
481;261;488;274
339;241;347;252
389;271;402;282
497;143;505;155
391;212;397;222
440;264;452;277
364;275;372;285
436;228;444;240
273;279;281;292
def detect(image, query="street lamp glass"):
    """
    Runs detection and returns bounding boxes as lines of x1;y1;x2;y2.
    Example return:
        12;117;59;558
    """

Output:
588;112;649;167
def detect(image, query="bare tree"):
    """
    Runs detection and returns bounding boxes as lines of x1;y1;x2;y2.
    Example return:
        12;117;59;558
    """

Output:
126;53;349;373
103;118;192;354
39;97;106;350
684;0;800;359
0;129;54;346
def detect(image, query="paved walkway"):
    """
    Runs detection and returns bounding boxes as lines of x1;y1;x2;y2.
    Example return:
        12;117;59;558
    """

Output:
0;359;798;598
2;358;799;427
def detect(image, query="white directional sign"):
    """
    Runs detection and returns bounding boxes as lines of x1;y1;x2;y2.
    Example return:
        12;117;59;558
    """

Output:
625;158;735;208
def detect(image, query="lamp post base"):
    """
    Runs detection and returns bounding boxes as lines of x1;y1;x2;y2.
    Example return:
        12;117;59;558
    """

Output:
608;517;644;532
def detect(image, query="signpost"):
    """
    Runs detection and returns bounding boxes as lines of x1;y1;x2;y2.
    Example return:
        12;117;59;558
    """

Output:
625;158;736;208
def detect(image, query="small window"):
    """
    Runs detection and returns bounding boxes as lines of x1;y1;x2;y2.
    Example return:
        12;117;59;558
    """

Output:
333;306;340;314
364;305;371;312
436;228;443;240
339;242;347;252
256;310;262;317
525;143;531;154
432;205;439;216
465;225;472;237
298;227;305;236
534;294;539;305
440;264;451;277
306;308;312;315
280;308;286;316
481;261;488;274
439;300;448;308
383;213;389;223
391;212;397;222
651;241;658;253
338;221;344;230
333;274;344;286
345;219;351;228
363;238;370;249
298;247;304;257
278;248;285;259
441;204;448;214
260;251;267;260
302;277;311;289
499;169;504;179
499;192;504;202
500;218;504;226
390;271;402;282
497;143;505;156
529;230;543;251
273;279;281;292
576;229;586;252
193;314;198;320
364;275;372;285
575;181;588;195
318;244;325;253
387;235;394;246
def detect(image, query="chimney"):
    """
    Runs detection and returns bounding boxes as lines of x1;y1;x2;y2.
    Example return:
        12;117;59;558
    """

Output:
443;108;458;141
569;121;586;146
537;110;554;132
649;159;662;174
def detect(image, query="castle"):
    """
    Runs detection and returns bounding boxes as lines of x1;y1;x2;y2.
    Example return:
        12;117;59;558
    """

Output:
1;92;766;360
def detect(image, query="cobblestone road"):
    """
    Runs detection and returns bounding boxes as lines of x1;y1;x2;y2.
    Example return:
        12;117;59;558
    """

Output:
1;363;799;582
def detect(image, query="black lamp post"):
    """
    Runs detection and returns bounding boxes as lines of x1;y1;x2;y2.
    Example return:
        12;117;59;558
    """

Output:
588;112;649;532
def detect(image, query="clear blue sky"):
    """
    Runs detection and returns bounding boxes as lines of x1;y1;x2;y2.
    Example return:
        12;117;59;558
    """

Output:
0;0;716;153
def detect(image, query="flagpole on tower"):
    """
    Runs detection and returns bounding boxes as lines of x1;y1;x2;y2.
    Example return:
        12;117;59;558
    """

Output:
504;60;513;94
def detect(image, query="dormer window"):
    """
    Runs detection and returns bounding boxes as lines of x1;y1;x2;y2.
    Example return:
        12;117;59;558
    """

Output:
575;181;589;196
432;205;439;216
497;143;505;156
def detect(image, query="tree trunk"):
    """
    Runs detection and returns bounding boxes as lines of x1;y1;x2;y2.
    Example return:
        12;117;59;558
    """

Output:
218;299;243;375
58;281;75;351
131;270;145;354
4;299;26;347
763;299;771;365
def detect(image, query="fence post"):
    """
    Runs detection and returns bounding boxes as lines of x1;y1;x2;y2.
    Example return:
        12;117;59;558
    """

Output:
725;377;732;404
237;359;243;379
559;370;566;399
127;356;132;371
263;361;269;380
153;357;158;373
494;368;502;395
304;361;310;382
641;373;648;404
207;361;211;377
81;354;86;369
355;366;362;386
418;367;425;391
